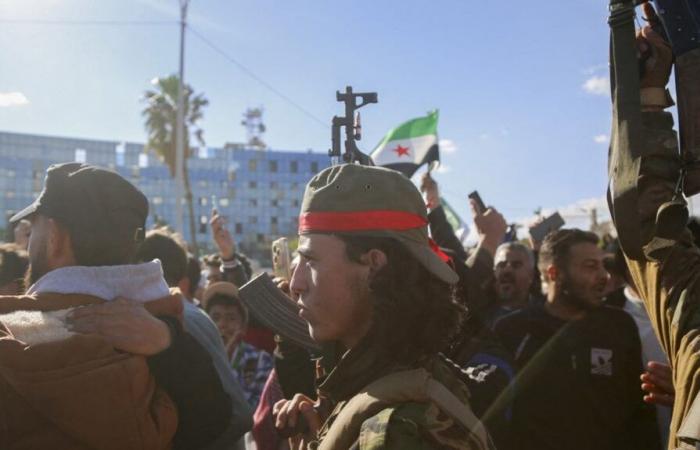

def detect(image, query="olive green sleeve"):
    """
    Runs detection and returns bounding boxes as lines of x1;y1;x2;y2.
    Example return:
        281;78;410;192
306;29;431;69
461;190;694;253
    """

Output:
622;111;700;445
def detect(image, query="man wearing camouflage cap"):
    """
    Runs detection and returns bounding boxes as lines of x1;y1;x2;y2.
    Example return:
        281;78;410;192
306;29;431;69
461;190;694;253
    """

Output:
273;164;493;449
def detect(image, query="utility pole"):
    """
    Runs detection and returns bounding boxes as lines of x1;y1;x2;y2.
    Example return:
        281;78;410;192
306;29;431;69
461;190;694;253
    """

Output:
174;0;189;237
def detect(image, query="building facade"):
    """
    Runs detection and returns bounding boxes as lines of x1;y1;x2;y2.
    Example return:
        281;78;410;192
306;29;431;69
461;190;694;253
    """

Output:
0;131;329;263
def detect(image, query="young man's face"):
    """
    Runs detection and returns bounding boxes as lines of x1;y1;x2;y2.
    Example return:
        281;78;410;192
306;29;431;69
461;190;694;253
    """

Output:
208;302;246;345
557;242;609;310
290;234;373;349
494;248;533;305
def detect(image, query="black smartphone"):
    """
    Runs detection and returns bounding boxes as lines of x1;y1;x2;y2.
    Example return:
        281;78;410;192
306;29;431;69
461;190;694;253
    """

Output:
529;212;565;242
468;191;487;214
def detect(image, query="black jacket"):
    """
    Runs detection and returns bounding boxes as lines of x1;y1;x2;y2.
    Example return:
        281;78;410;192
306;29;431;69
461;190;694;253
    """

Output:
494;305;661;450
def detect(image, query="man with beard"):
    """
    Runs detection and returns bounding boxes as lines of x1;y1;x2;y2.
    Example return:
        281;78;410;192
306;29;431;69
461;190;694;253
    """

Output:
494;229;660;450
0;163;231;450
481;242;539;328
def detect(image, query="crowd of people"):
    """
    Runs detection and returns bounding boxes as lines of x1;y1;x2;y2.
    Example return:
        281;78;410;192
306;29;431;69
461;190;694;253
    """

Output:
1;9;699;450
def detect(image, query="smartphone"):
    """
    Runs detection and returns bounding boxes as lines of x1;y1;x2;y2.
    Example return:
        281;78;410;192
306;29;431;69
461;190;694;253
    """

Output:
528;212;565;243
468;191;487;214
271;237;292;280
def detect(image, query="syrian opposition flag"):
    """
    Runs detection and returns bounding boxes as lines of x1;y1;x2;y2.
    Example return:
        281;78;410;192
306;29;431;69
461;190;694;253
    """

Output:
371;110;440;177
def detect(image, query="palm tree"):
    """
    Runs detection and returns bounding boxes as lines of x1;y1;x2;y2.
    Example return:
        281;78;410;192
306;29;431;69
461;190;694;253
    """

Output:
142;74;208;255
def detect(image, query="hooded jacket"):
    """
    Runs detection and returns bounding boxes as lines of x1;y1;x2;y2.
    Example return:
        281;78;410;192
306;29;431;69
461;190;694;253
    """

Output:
0;261;181;450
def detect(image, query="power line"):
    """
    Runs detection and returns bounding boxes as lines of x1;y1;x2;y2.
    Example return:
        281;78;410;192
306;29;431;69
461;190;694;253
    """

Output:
1;17;328;130
187;25;328;129
0;19;175;26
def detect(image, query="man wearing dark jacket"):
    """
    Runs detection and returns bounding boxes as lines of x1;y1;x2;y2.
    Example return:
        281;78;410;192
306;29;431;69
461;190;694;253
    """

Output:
0;163;231;450
494;228;660;450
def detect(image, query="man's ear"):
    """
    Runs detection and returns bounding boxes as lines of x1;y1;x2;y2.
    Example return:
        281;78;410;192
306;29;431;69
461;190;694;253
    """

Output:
544;264;558;283
360;249;388;276
47;218;75;265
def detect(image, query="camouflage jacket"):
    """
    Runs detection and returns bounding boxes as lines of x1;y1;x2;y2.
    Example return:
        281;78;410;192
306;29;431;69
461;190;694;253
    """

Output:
308;341;494;450
617;111;700;449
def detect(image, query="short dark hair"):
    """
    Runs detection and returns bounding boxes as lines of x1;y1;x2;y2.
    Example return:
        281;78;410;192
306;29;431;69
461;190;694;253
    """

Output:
135;228;187;287
204;293;248;324
538;228;600;274
338;234;464;365
0;243;28;289
59;218;141;267
185;254;202;298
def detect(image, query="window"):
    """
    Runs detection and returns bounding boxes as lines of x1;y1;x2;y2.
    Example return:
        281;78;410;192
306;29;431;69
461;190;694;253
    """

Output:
219;198;230;207
248;159;258;171
257;233;265;243
115;142;126;166
249;216;258;224
75;148;87;164
138;153;149;168
271;199;279;207
290;161;298;173
249;199;258;207
199;215;208;234
235;223;243;234
249;181;257;189
269;160;278;172
310;162;319;173
228;169;237;182
152;196;163;205
199;197;208;206
271;217;278;224
292;199;300;207
270;181;278;189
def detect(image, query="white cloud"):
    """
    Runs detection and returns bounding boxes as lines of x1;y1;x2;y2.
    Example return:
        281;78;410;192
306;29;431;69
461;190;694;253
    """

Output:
582;76;610;96
479;133;490;141
0;92;29;107
593;134;609;144
439;139;457;154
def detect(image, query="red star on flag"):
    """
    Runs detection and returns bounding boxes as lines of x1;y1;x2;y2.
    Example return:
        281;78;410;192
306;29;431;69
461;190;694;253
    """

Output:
393;145;410;157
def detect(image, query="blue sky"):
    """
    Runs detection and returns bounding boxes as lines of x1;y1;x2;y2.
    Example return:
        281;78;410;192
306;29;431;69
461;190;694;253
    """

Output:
0;0;617;228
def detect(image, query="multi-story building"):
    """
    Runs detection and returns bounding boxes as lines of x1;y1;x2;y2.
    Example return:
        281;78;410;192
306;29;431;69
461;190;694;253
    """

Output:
0;130;329;263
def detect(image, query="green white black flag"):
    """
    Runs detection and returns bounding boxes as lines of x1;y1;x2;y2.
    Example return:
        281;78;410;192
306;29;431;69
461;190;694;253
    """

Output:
370;110;439;178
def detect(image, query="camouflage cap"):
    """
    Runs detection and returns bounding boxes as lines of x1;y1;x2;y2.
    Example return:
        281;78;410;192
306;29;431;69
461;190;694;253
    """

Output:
299;164;458;284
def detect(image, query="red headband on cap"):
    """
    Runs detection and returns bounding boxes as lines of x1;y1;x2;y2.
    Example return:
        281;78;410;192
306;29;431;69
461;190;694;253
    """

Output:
298;210;427;233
